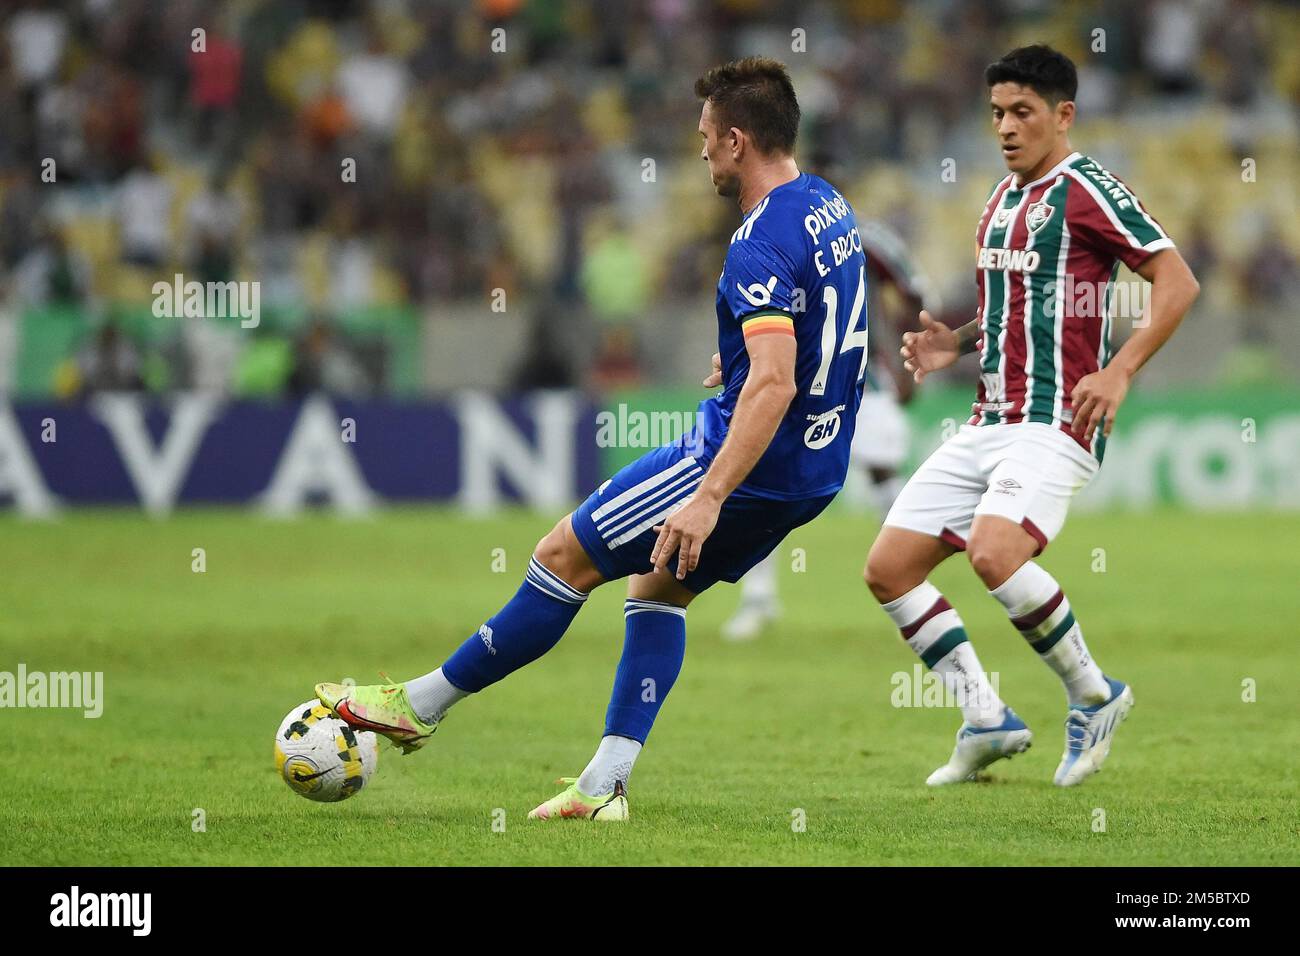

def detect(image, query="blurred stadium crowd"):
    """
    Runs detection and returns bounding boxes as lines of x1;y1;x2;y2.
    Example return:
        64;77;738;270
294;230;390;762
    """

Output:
0;0;1296;400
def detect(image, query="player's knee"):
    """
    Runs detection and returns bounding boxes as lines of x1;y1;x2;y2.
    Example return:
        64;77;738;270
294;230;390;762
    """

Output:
532;520;578;579
864;547;905;603
532;522;565;568
532;516;603;593
966;538;1018;589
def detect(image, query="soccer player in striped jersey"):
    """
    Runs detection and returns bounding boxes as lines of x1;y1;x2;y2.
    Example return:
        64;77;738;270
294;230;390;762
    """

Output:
864;45;1200;786
314;57;871;819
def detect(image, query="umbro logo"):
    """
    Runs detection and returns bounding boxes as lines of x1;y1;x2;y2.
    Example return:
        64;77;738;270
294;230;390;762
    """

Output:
994;478;1022;495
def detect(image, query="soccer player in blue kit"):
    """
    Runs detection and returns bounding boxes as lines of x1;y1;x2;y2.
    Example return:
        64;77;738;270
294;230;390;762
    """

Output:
314;57;870;821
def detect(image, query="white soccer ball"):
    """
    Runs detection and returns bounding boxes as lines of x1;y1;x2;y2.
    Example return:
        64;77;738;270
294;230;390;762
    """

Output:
274;700;379;802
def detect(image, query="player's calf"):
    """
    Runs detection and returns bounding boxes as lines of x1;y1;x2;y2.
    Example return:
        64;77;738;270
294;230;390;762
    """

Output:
880;580;1008;728
566;588;690;803
317;520;601;750
416;548;593;701
986;559;1132;784
880;580;1025;783
988;560;1110;707
865;528;1029;782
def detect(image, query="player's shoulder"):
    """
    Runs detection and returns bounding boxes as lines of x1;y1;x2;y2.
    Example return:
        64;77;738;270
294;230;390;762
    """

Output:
778;172;856;228
1063;153;1147;213
738;172;853;247
982;173;1015;207
1068;152;1121;180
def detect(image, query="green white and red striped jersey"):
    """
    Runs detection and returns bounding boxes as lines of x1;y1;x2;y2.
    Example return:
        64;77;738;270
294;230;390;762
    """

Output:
969;151;1174;459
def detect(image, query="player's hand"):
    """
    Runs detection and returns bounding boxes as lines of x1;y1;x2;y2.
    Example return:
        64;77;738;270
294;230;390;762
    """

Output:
900;310;959;383
650;492;722;581
703;352;722;388
1071;366;1130;443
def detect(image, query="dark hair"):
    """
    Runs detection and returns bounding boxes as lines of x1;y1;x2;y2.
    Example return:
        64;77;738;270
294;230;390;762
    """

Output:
985;44;1078;104
695;56;800;156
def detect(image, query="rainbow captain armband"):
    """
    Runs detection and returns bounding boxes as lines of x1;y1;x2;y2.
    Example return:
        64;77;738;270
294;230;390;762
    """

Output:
741;311;796;339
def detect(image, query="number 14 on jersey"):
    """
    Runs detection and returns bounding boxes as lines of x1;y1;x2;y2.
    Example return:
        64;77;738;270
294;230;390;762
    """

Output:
810;264;869;396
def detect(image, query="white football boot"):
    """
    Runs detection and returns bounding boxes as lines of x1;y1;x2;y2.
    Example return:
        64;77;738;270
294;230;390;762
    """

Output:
1054;676;1134;787
926;707;1034;785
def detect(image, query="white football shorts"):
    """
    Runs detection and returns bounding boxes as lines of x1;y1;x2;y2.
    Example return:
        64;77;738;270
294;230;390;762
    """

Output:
883;422;1098;554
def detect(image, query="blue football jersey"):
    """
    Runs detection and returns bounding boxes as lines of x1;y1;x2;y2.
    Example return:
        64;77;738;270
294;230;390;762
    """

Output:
685;172;869;500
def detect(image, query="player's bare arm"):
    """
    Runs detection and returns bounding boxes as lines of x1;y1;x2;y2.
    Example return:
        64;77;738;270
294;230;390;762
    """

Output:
1071;248;1200;442
652;333;797;579
954;320;981;356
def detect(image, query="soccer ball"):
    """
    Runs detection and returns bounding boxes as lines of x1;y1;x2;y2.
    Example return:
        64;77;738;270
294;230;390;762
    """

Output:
274;700;379;802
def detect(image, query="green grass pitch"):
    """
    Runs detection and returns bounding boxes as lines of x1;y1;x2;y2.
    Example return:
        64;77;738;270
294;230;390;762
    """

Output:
1;506;1296;866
